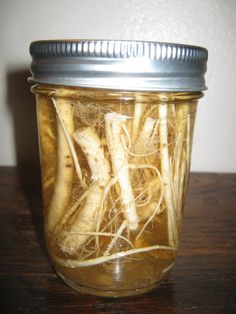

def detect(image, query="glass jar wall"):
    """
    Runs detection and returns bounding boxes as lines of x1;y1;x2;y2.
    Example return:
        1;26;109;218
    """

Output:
32;84;202;297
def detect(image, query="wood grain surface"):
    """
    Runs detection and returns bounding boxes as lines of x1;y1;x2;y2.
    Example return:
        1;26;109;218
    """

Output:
0;167;236;313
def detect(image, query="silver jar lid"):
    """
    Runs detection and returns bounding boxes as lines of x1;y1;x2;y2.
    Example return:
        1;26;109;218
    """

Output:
29;40;208;91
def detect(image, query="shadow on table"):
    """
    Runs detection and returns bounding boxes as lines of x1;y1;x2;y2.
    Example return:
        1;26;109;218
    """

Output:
6;68;48;259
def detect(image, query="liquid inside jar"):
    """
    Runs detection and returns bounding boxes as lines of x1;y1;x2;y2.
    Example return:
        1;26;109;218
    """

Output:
35;85;199;297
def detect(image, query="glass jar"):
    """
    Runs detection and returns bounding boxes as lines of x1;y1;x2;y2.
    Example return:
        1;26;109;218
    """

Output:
29;40;208;297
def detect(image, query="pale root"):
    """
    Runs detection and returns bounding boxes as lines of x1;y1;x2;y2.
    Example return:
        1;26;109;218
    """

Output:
131;117;157;179
173;104;190;223
58;126;111;254
136;190;164;240
53;244;175;268
52;186;92;236
105;112;140;230
37;96;57;190
104;220;128;255
158;104;177;247
52;98;86;189
178;105;191;216
59;183;104;254
46;98;75;232
136;176;161;219
133;117;156;156
73;127;110;187
131;100;146;143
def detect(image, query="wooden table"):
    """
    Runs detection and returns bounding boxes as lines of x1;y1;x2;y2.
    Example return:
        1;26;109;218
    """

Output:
1;167;236;313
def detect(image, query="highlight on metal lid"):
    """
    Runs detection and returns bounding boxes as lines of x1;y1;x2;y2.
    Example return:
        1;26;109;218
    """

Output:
29;40;208;91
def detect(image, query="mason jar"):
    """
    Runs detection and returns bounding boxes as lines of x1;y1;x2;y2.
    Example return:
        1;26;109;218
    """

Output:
29;40;208;297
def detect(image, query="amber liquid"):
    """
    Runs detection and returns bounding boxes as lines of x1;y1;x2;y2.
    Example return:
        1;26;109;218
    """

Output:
35;86;199;297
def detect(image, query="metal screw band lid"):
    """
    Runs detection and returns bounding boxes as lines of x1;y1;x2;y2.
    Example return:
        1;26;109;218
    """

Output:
29;40;208;91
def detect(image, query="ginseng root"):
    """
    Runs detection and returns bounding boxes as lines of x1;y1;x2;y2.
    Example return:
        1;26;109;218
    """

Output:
158;104;177;247
173;104;189;222
73;127;111;187
105;112;140;231
53;244;175;268
131;99;146;143
57;126;111;254
59;183;104;254
46;98;75;232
